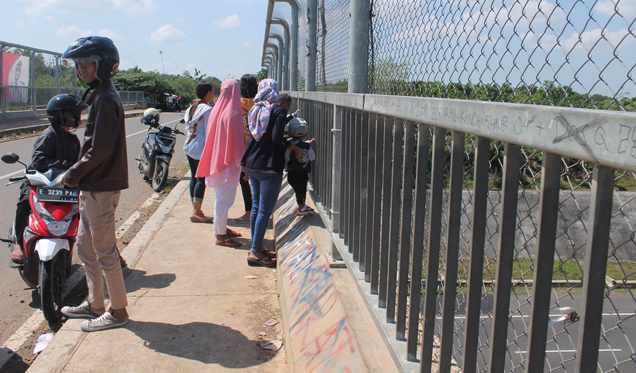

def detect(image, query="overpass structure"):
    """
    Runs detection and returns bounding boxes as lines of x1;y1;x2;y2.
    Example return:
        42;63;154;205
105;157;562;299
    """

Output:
261;1;636;372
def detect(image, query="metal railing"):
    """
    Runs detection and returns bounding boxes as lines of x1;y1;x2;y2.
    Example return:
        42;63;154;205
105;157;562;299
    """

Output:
262;1;636;371
293;91;636;373
1;41;144;114
0;86;144;112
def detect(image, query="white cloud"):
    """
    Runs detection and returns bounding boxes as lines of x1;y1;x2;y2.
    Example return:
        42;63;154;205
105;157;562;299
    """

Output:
13;21;25;27
99;29;124;40
562;28;634;52
596;0;636;18
21;0;158;16
216;15;242;28
146;25;186;43
186;63;197;70
45;16;55;22
56;25;92;38
243;42;255;48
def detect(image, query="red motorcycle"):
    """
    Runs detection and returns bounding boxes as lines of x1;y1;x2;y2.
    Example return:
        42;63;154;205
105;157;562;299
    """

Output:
2;152;79;324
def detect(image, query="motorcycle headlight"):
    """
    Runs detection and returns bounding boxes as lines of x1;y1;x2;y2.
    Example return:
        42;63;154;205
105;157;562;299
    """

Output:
32;196;78;236
158;143;172;153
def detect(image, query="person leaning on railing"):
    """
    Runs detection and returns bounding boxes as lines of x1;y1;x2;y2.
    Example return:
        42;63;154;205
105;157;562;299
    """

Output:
240;78;306;268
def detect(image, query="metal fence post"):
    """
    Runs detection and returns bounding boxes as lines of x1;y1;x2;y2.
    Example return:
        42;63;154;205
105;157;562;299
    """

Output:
0;44;5;112
276;0;299;91
575;165;615;372
271;19;290;91
348;0;370;93
326;102;345;267
306;0;317;91
30;50;35;110
269;34;284;88
55;56;60;95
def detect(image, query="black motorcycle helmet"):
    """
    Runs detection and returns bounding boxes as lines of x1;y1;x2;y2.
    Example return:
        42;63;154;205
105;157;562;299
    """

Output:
46;94;88;128
63;36;120;83
141;108;160;126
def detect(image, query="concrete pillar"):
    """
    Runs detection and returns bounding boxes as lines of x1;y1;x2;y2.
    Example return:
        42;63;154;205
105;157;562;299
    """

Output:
348;0;370;93
305;0;317;91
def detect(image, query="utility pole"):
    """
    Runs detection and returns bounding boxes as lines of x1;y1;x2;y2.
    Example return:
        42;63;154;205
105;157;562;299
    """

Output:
159;50;165;74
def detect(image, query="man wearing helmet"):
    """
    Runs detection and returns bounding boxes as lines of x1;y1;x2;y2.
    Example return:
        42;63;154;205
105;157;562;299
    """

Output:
59;36;130;332
10;94;84;266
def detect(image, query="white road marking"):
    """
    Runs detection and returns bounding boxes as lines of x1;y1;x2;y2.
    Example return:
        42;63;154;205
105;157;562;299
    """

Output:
515;349;622;354
1;118;182;180
0;169;23;181
436;313;635;320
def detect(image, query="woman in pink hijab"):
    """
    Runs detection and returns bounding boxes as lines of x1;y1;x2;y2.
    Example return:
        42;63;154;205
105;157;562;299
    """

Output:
196;79;247;247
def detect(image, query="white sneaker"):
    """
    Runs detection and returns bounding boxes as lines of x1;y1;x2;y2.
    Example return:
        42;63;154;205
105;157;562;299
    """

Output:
61;301;100;319
80;309;128;332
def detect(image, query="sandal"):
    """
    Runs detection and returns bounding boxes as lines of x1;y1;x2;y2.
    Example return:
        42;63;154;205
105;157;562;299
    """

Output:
261;248;277;258
216;237;242;247
190;214;213;223
247;256;276;268
226;228;242;238
232;216;250;224
9;258;23;269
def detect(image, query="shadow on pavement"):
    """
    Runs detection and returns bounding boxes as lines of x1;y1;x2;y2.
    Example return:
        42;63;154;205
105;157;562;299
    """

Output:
129;321;277;367
123;268;176;293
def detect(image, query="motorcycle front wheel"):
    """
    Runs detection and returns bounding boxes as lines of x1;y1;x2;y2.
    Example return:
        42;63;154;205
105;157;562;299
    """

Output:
40;250;69;324
152;159;169;191
19;239;39;288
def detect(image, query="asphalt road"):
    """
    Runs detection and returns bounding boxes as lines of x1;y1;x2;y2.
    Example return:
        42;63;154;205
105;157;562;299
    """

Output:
429;292;636;372
0;111;188;346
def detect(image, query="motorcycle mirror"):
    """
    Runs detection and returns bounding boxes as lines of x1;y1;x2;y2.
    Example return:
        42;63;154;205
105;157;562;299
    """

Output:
1;153;19;164
179;119;185;124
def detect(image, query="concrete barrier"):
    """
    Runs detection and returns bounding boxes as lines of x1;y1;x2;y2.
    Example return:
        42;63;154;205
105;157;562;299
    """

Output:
274;182;368;373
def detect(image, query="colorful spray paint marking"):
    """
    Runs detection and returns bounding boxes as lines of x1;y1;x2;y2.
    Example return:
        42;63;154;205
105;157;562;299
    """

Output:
275;183;367;372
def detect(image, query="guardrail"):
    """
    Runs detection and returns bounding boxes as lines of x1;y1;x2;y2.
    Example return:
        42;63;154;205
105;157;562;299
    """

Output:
293;90;636;372
1;85;145;114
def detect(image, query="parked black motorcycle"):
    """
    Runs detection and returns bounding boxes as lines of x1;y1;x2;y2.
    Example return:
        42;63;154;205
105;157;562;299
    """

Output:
136;108;184;191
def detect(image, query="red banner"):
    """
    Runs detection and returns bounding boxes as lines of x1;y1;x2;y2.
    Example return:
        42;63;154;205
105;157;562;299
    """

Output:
2;52;30;103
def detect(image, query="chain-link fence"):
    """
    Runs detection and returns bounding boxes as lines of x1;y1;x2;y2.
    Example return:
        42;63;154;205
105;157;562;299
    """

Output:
264;1;636;372
267;0;635;111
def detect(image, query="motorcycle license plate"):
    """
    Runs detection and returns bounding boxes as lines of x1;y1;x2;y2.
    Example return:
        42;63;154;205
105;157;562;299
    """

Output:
37;187;79;203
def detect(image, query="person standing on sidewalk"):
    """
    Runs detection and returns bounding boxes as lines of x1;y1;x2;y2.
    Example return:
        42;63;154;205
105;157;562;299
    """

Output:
59;36;129;332
242;79;306;267
232;74;258;224
184;81;215;223
196;79;247;247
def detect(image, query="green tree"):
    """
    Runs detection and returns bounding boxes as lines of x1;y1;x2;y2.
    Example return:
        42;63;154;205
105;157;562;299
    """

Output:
256;68;268;81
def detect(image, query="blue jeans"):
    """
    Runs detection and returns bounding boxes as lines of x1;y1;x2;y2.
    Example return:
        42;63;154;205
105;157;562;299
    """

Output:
248;170;283;253
187;156;206;203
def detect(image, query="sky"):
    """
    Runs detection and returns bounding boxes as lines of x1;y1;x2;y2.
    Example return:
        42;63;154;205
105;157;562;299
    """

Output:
0;0;269;80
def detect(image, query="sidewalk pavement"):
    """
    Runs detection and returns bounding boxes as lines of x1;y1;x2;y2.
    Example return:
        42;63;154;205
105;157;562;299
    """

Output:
28;176;288;372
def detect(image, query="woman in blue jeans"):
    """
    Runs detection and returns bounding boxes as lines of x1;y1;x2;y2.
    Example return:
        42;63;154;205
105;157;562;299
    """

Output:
241;79;304;267
183;81;215;223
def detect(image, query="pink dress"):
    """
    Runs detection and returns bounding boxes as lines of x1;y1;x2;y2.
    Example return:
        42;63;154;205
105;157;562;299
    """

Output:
195;80;246;187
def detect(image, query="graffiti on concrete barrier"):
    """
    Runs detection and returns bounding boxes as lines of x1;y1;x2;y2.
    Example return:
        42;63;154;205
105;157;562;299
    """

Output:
275;182;367;372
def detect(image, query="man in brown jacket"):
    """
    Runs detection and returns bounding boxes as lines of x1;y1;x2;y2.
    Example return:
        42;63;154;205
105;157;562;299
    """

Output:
60;36;129;332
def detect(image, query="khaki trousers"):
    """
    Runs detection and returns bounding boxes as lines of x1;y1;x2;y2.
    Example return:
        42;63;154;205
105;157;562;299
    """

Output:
77;191;128;310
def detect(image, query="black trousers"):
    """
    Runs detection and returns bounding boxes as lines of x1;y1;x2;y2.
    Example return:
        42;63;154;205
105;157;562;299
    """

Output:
240;170;252;212
14;183;31;248
287;171;309;206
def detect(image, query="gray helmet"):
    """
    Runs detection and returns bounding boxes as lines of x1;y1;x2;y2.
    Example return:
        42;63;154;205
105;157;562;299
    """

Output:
287;117;308;138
